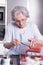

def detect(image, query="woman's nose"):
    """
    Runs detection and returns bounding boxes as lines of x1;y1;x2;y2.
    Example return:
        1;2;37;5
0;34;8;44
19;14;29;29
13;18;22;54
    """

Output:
20;21;23;25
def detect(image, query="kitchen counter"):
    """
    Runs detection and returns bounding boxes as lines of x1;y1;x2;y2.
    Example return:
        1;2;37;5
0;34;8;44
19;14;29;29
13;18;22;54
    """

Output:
0;55;43;65
0;43;43;65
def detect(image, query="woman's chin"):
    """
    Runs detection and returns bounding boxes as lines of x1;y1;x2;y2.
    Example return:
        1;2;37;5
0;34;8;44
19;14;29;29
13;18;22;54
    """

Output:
19;26;25;28
18;25;26;28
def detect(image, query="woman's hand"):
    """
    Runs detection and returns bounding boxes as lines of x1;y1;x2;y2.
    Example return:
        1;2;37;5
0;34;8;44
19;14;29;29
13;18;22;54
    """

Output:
12;39;21;46
4;39;21;49
28;38;42;48
26;38;43;53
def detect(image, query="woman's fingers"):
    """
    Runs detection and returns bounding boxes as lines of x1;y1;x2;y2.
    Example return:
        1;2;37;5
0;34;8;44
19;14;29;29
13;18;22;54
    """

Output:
13;39;21;45
30;40;36;48
28;38;43;48
28;38;33;42
28;38;39;48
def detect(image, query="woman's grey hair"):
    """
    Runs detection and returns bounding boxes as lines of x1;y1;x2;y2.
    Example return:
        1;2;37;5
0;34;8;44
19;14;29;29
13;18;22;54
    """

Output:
11;6;29;21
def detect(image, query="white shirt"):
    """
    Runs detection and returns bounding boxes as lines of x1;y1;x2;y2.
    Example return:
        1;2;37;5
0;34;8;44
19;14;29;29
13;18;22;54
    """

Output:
3;20;43;55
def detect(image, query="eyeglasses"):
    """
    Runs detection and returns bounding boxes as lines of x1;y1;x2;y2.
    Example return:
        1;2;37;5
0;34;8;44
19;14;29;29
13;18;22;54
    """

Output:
15;19;27;23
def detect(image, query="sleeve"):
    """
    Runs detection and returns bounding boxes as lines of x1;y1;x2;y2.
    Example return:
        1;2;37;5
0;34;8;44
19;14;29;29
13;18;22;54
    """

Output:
32;23;43;41
3;23;13;43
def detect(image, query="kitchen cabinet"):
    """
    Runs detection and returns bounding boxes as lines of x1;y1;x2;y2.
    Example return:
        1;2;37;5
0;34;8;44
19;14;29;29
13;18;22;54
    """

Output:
0;0;7;41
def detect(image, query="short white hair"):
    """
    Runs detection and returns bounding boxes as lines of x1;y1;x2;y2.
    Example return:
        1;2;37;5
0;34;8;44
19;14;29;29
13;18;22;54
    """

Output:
11;6;29;21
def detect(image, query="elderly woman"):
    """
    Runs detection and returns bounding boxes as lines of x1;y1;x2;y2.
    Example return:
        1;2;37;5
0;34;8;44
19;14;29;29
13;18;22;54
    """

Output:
4;6;43;65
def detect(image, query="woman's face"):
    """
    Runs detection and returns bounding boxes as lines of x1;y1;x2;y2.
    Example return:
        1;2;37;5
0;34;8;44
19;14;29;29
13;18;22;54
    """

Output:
15;13;27;28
